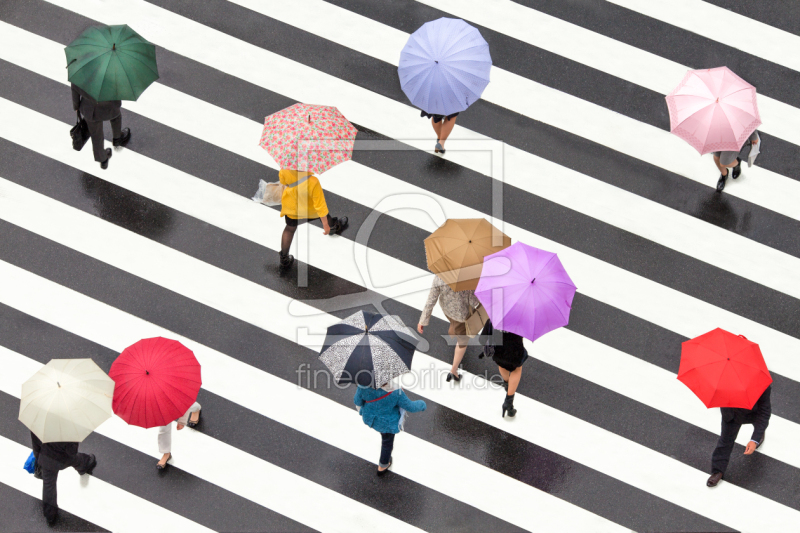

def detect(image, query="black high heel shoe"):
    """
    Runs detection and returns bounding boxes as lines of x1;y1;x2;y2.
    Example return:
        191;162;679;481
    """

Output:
377;457;393;477
446;372;461;382
502;394;517;418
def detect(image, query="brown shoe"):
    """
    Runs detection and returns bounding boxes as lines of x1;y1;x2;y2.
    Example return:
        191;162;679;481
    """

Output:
707;472;723;487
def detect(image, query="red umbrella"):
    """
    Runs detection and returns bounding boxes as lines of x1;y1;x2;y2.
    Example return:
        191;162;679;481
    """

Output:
109;337;202;428
678;328;771;409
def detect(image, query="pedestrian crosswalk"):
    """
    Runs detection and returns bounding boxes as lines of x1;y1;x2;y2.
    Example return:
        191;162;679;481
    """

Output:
0;0;799;531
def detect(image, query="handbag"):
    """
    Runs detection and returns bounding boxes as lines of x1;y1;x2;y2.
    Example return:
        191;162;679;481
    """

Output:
465;304;489;337
70;111;90;151
23;451;36;474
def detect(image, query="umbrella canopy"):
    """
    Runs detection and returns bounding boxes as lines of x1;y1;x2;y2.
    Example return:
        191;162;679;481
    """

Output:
319;311;416;388
475;243;577;342
399;17;492;116
65;25;159;102
19;359;115;443
259;103;358;175
109;337;202;428
425;218;510;292
678;328;772;409
666;66;761;155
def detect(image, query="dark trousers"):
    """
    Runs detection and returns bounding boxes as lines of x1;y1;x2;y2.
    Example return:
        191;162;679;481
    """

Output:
711;419;742;475
379;433;395;467
40;453;95;522
86;114;122;162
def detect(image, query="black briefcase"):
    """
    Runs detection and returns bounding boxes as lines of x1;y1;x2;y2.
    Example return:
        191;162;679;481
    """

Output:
70;111;89;151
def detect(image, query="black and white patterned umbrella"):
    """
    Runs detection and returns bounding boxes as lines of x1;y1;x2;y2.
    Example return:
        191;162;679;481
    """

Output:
319;311;417;388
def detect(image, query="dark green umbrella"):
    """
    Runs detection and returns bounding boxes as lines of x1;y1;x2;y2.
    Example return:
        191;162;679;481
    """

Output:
65;25;159;102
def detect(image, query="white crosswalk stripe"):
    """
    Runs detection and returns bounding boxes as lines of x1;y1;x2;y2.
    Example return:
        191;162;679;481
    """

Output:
0;0;799;531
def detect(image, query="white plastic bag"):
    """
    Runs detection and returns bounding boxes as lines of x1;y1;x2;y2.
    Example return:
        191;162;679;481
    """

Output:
252;179;285;206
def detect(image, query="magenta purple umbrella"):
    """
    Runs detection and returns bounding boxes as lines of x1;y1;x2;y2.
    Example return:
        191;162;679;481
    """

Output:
475;242;577;342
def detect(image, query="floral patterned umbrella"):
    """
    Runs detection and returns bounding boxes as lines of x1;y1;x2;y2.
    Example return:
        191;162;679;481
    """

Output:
259;103;358;175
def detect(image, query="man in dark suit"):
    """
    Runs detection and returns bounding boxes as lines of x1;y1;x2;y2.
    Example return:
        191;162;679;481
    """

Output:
31;431;97;525
71;83;131;169
707;385;771;487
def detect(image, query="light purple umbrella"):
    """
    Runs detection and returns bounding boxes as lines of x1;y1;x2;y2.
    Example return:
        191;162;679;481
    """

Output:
398;18;492;116
475;243;577;342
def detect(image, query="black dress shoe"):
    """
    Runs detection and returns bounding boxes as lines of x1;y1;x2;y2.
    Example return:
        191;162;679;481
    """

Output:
329;216;349;235
186;410;201;428
113;128;131;147
707;472;723;487
83;454;97;476
716;173;727;192
100;148;112;170
732;158;742;179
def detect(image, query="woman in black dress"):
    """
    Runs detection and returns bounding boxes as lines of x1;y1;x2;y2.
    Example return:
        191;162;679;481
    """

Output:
480;319;528;418
420;110;459;155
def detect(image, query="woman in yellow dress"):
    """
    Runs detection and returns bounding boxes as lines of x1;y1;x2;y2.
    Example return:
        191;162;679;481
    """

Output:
278;169;348;268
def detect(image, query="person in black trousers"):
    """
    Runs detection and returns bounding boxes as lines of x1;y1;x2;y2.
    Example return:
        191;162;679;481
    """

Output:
707;385;771;487
71;83;131;169
31;431;97;525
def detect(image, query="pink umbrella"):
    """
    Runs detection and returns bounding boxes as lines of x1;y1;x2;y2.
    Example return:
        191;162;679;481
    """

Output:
475;243;577;342
259;103;357;175
666;66;761;155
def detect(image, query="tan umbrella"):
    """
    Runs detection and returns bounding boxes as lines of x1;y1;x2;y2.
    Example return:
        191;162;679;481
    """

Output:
19;359;115;443
424;218;511;291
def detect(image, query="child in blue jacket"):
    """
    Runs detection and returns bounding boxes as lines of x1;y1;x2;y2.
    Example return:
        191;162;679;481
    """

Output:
354;384;427;476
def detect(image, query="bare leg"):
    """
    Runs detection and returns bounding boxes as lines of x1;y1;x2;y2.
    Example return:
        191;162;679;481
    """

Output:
431;118;443;140
498;368;510;382
713;155;728;177
438;116;458;148
451;343;467;375
506;367;523;396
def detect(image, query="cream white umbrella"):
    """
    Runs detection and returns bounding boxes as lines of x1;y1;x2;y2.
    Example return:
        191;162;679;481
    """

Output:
19;359;115;443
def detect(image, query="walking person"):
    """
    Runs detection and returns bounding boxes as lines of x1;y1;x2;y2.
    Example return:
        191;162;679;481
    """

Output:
417;274;481;382
30;431;97;525
354;382;426;476
707;385;771;487
277;169;348;269
420;111;458;155
156;402;202;470
713;131;759;192
398;18;492;157
71;83;131;169
479;319;528;418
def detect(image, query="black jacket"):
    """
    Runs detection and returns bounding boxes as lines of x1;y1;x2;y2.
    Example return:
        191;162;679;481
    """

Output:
30;432;81;471
71;83;121;122
721;385;772;443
